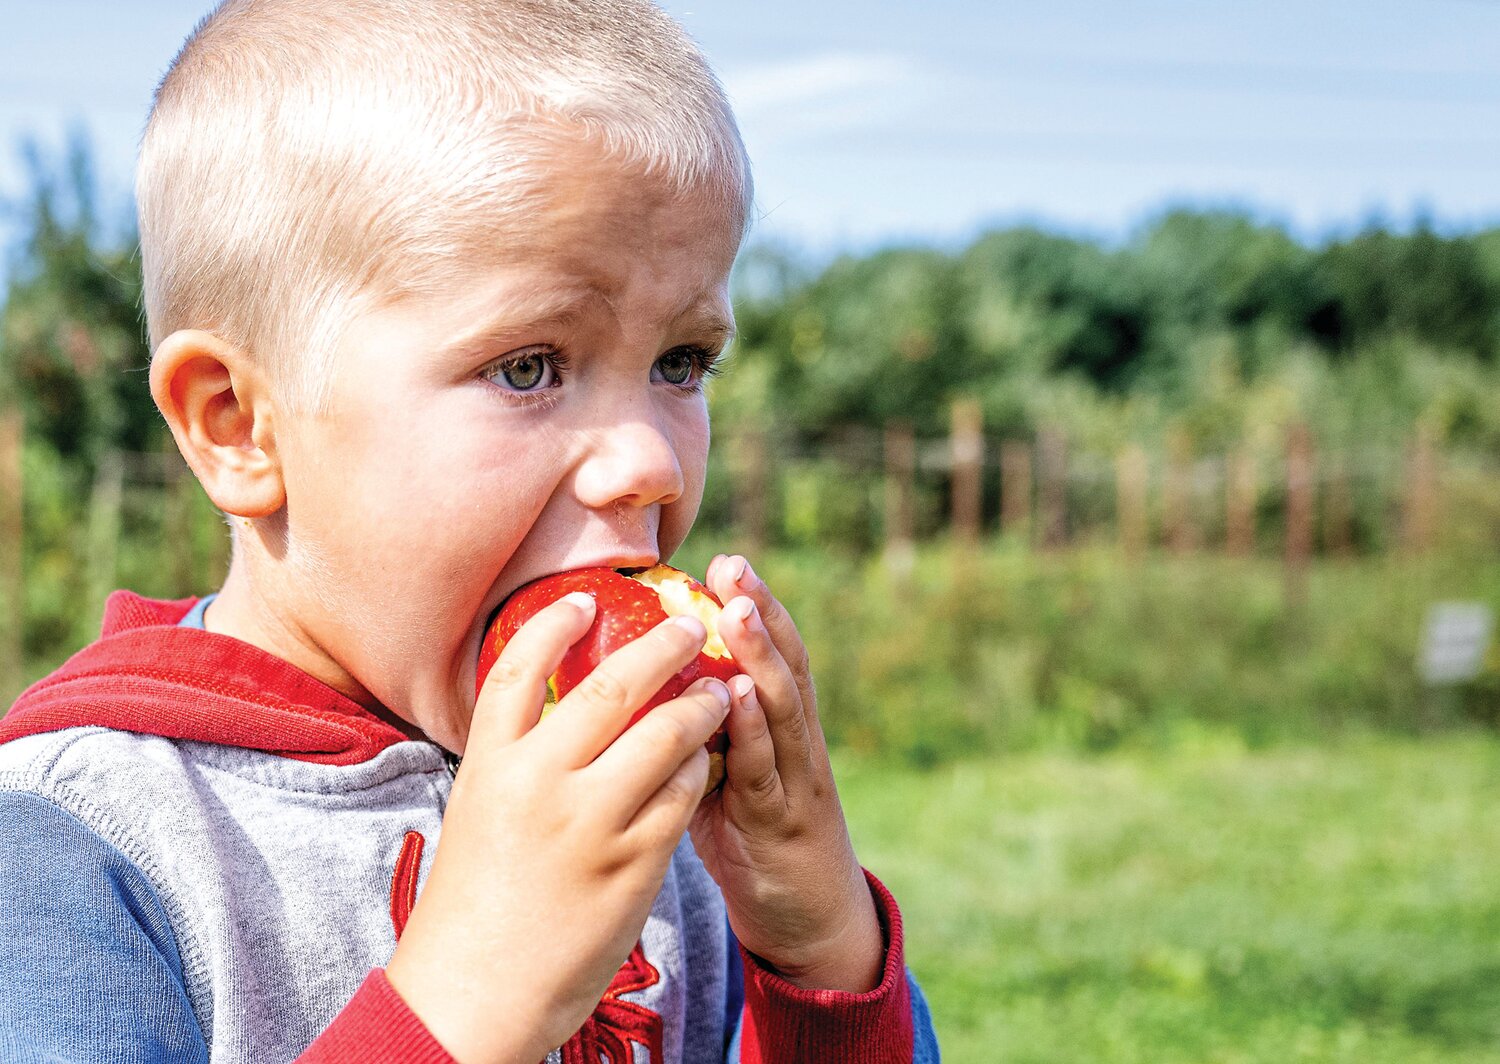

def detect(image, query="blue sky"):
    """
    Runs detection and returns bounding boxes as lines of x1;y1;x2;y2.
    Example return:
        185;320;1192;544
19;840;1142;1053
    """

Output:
2;0;1498;257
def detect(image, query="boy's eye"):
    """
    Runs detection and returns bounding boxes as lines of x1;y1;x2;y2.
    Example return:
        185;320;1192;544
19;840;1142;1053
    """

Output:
483;348;558;392
481;344;718;398
654;345;722;388
656;348;695;386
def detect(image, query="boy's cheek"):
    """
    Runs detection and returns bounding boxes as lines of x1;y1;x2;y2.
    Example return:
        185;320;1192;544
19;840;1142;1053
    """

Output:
663;415;711;553
658;494;694;554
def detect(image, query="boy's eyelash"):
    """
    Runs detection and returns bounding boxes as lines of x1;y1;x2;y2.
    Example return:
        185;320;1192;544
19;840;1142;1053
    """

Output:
675;345;726;386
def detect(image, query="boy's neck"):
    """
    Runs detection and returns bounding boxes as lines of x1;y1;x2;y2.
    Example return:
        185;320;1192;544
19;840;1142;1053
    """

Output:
205;562;430;745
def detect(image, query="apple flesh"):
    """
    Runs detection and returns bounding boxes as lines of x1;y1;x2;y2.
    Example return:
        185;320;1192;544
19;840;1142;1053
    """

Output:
477;564;738;793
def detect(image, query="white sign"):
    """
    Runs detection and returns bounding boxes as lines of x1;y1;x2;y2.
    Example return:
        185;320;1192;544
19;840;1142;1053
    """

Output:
1420;603;1494;685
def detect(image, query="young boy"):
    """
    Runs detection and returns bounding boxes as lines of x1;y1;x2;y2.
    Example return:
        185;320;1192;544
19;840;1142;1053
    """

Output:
0;1;939;1061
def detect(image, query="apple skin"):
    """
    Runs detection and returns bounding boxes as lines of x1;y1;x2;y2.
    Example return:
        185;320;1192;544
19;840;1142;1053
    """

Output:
477;564;738;793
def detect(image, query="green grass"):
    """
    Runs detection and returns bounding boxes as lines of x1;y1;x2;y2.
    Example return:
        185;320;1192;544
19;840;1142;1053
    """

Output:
836;732;1500;1063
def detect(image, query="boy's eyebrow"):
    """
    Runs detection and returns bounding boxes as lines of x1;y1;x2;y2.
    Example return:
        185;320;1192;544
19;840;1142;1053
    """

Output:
674;304;737;347
436;286;737;358
435;284;595;358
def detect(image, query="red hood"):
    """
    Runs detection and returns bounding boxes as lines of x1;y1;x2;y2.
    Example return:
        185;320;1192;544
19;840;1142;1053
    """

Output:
0;590;409;765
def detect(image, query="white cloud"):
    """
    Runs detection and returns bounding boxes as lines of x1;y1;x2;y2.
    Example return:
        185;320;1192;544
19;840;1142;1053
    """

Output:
721;52;919;118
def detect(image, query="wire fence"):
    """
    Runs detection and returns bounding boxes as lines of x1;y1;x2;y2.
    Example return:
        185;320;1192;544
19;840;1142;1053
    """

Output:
703;403;1496;569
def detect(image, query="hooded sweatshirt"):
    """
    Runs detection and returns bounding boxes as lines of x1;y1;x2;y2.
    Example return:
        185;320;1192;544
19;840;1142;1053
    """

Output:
0;590;940;1063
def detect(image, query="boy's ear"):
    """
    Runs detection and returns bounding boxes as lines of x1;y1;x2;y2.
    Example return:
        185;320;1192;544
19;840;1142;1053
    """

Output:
150;329;286;519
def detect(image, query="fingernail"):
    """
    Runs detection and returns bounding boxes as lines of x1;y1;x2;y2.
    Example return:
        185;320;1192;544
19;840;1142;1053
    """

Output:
728;596;762;632
703;678;731;708
669;615;707;641
734;557;756;589
562;591;595;612
730;674;755;701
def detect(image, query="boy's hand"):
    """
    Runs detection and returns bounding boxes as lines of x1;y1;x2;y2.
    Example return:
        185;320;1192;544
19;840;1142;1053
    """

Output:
386;594;731;1064
691;555;885;994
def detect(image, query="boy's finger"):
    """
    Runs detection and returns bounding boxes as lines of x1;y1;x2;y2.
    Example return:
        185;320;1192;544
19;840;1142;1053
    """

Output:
715;594;816;788
470;592;596;750
713;556;831;760
624;744;713;849
541;615;708;767
590;677;731;821
720;673;786;817
712;557;816;709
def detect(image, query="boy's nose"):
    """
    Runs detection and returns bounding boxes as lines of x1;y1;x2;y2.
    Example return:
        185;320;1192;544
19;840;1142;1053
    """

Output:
572;412;686;513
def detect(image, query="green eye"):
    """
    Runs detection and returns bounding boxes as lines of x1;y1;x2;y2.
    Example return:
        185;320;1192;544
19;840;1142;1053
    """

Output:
481;345;570;400
657;349;694;385
496;352;550;391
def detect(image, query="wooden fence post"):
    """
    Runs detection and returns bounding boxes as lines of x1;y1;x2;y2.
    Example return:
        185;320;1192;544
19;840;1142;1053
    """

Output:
0;411;22;707
1037;427;1068;551
949;399;984;549
85;451;126;631
1323;452;1354;559
883;420;915;577
1162;429;1195;555
1401;427;1438;557
1115;444;1148;561
1284;424;1315;609
999;441;1032;544
1225;445;1257;558
732;426;770;558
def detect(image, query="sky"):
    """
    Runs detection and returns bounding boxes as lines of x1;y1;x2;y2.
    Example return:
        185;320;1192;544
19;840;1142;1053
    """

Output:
2;0;1499;259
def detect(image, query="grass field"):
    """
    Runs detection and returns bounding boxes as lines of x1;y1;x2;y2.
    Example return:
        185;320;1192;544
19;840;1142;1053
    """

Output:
836;731;1500;1063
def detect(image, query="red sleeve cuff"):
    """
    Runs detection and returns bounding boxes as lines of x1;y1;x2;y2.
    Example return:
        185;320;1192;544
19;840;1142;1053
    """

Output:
297;969;456;1064
738;869;915;1064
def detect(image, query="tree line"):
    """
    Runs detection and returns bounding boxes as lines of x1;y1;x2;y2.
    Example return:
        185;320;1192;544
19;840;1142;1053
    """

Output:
720;213;1500;456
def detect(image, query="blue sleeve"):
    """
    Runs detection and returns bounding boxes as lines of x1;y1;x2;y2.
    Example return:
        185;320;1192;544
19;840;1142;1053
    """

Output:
910;974;941;1063
0;791;209;1064
724;915;745;1059
721;917;941;1063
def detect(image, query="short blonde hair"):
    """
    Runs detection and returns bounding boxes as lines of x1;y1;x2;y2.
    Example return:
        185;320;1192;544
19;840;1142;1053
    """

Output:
138;0;753;415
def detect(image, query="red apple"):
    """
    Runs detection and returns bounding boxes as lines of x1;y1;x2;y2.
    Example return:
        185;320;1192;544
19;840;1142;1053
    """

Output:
477;564;738;793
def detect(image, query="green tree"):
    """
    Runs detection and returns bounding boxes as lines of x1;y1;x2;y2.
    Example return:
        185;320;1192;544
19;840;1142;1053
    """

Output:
1;133;157;473
1313;224;1500;360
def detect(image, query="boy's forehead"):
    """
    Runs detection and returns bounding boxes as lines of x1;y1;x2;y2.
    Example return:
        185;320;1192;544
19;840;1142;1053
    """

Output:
391;139;743;349
506;135;744;256
456;198;735;320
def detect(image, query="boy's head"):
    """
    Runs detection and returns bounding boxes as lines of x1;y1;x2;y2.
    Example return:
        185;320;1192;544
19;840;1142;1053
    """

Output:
140;0;751;415
142;0;753;750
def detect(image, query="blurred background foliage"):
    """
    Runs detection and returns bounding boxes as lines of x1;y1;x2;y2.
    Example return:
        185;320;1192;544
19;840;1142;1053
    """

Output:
1;135;155;472
723;215;1500;452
